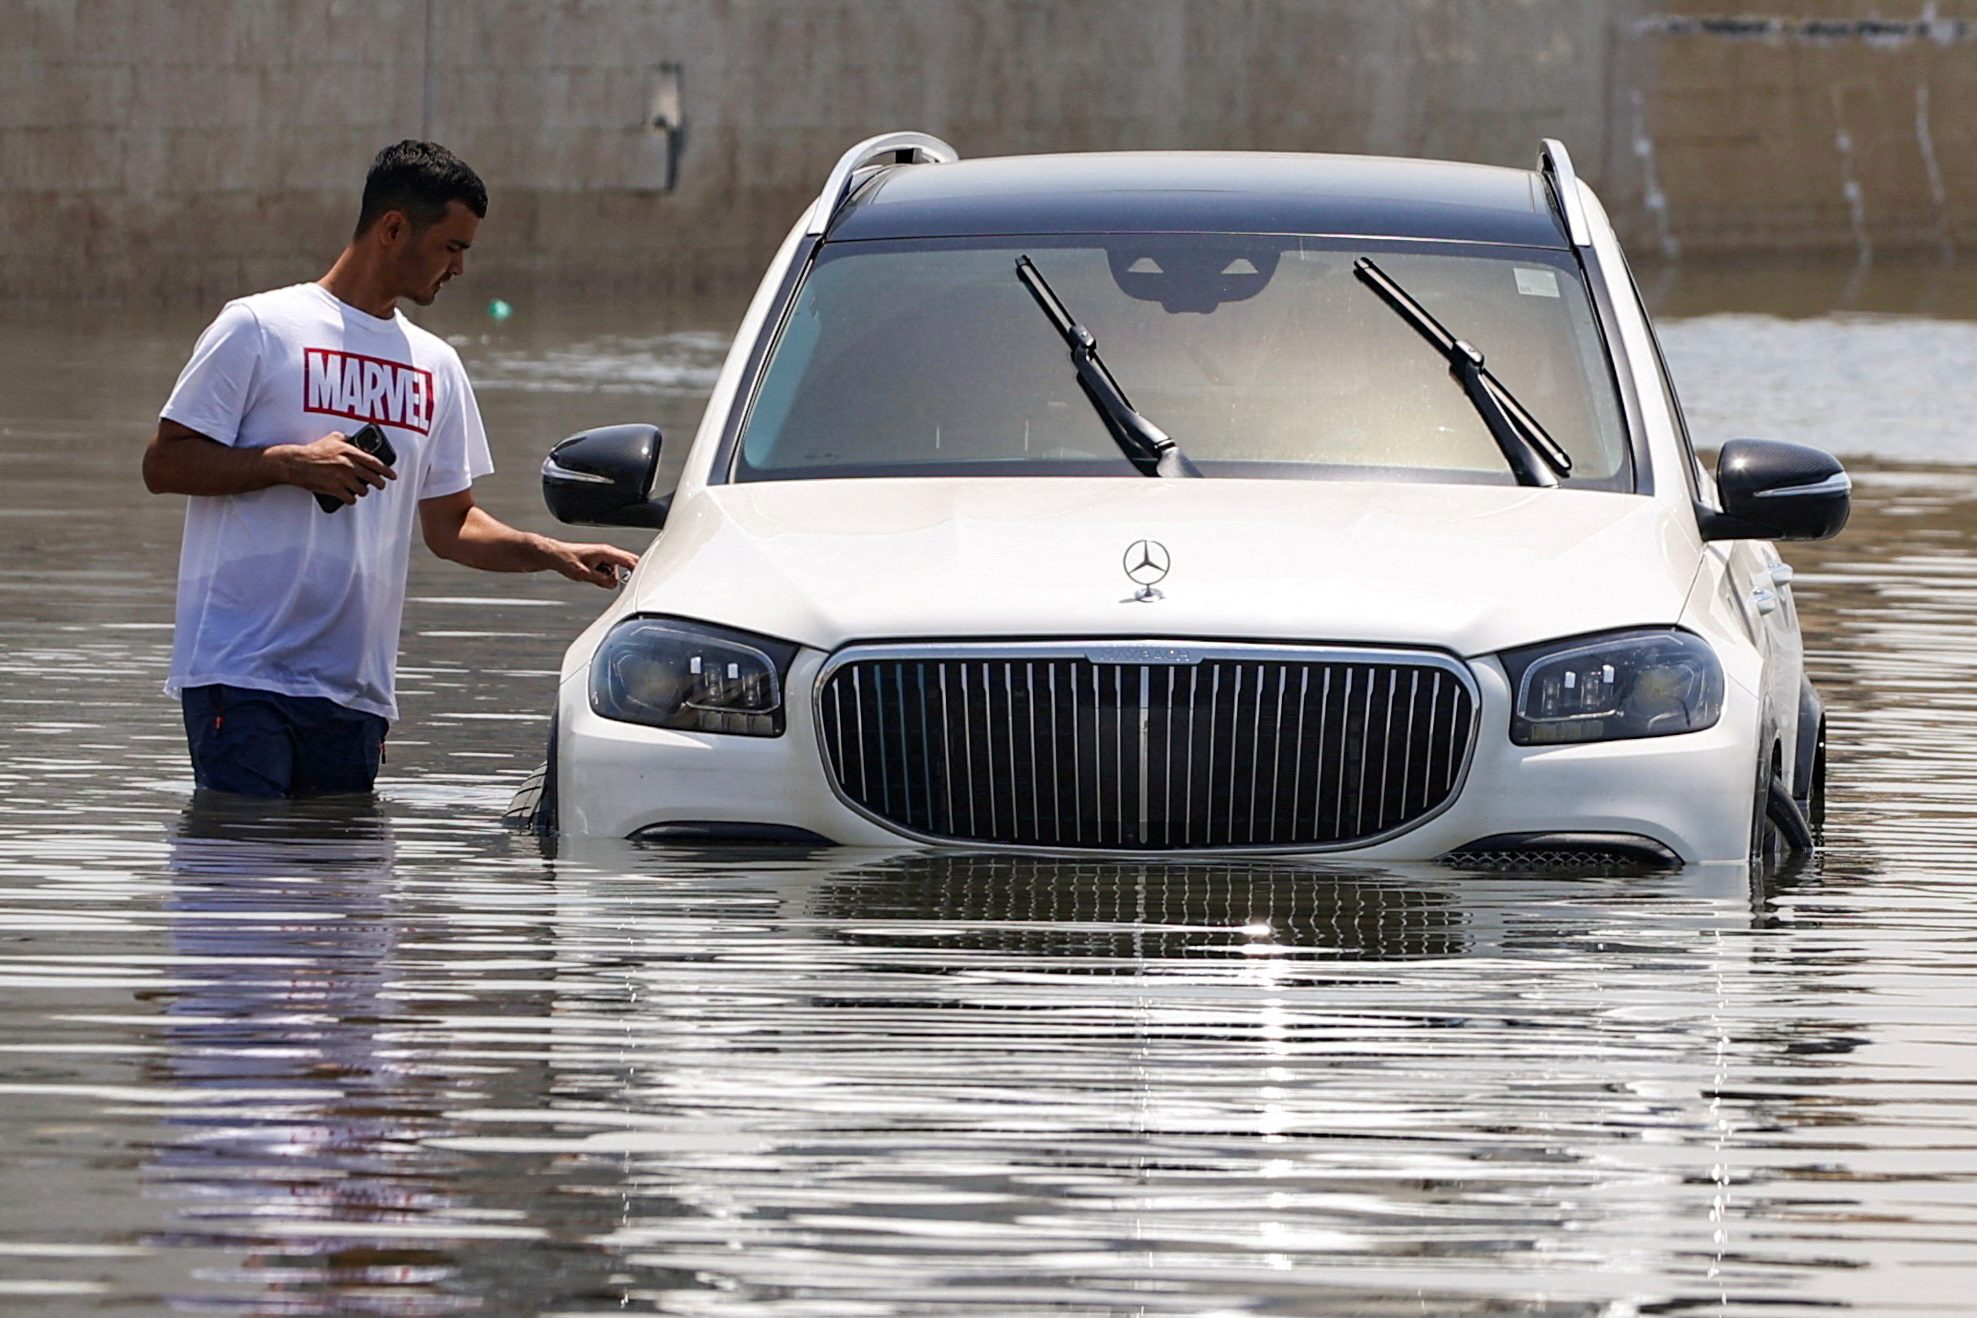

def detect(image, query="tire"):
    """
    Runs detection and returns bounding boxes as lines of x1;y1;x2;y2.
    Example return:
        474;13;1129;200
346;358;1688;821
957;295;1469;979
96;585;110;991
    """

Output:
1750;745;1786;867
537;709;561;835
500;711;560;835
1799;716;1827;848
1754;732;1821;864
501;763;547;830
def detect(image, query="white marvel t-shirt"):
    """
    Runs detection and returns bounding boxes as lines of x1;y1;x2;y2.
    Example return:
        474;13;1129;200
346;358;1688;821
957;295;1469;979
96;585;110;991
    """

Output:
159;283;494;720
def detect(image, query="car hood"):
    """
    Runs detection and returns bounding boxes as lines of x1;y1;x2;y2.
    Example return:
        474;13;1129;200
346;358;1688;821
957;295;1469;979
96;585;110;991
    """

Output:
629;477;1701;657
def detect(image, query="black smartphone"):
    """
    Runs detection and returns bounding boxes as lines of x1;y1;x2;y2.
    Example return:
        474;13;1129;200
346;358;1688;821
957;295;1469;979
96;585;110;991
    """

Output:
315;423;399;513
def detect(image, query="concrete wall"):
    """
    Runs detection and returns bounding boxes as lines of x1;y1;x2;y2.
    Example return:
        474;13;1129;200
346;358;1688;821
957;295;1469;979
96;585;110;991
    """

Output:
3;0;1975;305
1639;4;1977;260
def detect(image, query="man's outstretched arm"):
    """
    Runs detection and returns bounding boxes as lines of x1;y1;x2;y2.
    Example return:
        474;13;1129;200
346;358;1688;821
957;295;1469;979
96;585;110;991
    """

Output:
419;488;639;588
143;418;396;505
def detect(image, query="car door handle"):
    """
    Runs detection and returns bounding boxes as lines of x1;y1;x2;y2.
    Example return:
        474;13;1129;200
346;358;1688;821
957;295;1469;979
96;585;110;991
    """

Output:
1751;586;1778;615
1769;563;1795;587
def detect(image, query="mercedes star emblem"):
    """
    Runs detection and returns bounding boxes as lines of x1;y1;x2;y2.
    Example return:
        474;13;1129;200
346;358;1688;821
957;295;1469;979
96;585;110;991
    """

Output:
1123;539;1171;601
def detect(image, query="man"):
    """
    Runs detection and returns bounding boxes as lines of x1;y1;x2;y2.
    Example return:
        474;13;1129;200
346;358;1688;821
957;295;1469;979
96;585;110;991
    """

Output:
143;140;638;798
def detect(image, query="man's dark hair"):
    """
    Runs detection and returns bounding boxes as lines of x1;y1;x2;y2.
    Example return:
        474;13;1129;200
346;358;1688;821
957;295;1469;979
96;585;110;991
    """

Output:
354;140;487;239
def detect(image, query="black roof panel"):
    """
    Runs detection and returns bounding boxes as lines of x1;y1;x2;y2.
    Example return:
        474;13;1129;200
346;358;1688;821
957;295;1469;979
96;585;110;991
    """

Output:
827;151;1569;248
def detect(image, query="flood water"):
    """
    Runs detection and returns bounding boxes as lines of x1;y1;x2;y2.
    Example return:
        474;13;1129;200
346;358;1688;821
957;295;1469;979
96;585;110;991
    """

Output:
3;258;1977;1313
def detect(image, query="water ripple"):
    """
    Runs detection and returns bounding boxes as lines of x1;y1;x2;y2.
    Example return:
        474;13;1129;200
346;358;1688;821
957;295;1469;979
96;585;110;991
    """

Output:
1;298;1975;1314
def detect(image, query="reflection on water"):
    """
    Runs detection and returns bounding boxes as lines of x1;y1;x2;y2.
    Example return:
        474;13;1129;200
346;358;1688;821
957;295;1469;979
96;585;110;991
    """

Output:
149;801;458;1312
3;266;1977;1312
810;854;1475;963
1;815;1933;1314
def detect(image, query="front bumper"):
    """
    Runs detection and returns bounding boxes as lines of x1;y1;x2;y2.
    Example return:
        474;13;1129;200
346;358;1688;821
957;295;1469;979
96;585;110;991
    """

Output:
555;650;1760;863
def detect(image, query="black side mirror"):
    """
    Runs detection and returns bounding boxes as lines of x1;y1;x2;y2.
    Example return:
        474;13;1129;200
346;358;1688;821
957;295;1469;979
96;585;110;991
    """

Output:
541;424;671;529
1697;438;1850;543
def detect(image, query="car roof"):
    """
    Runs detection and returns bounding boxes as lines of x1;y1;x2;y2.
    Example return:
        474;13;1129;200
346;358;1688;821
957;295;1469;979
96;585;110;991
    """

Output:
826;151;1570;249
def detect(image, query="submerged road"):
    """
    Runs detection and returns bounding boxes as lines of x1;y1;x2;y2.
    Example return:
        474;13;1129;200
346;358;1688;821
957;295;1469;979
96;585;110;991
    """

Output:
0;265;1974;1313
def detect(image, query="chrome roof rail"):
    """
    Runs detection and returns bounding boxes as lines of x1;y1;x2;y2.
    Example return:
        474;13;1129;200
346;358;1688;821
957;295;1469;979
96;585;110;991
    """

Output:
1538;138;1592;248
805;131;959;237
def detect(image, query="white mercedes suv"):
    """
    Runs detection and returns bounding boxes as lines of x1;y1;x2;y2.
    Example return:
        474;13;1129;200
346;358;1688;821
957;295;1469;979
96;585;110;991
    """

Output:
508;133;1849;866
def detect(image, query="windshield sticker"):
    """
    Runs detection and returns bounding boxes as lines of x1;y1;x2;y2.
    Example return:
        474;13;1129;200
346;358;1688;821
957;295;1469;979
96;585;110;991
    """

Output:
1515;267;1561;299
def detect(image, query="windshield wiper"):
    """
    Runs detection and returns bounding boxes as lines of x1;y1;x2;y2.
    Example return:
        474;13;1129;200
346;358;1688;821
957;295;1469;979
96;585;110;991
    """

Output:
1352;257;1572;488
1015;256;1201;478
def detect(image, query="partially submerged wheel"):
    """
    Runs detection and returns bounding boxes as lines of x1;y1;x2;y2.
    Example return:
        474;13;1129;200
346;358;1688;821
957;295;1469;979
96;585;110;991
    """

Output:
1797;715;1827;847
1753;736;1819;866
501;713;560;835
1750;750;1780;866
502;764;549;830
1785;681;1828;853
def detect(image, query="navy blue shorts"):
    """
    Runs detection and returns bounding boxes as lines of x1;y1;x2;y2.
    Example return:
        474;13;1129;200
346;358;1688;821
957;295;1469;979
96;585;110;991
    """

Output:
181;684;388;798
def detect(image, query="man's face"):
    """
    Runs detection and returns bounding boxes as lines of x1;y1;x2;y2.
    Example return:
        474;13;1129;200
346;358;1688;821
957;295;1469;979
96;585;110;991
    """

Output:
380;201;479;306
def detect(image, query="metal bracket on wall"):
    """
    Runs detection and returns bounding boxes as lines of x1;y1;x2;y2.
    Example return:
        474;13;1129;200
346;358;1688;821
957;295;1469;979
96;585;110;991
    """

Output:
644;63;685;192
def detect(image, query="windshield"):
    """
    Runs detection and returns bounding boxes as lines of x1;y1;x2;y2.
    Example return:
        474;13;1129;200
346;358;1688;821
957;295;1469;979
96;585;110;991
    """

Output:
734;235;1632;489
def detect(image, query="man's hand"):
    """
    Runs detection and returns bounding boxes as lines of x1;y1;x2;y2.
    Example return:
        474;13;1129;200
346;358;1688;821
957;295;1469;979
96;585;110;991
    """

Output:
143;420;401;502
547;540;642;589
271;432;397;506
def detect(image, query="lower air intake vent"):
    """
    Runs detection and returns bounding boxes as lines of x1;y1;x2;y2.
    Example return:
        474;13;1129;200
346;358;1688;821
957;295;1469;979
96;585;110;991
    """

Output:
1440;833;1682;871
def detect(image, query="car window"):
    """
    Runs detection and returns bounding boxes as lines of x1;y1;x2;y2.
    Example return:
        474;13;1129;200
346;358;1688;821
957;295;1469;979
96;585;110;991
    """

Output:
736;235;1632;489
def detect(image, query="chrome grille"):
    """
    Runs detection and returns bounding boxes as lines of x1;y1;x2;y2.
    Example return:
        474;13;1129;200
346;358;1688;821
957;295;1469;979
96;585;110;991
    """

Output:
816;644;1476;851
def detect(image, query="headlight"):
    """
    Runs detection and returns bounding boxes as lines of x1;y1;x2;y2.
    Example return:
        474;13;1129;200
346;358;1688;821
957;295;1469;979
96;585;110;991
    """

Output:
589;617;796;737
1500;628;1723;746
